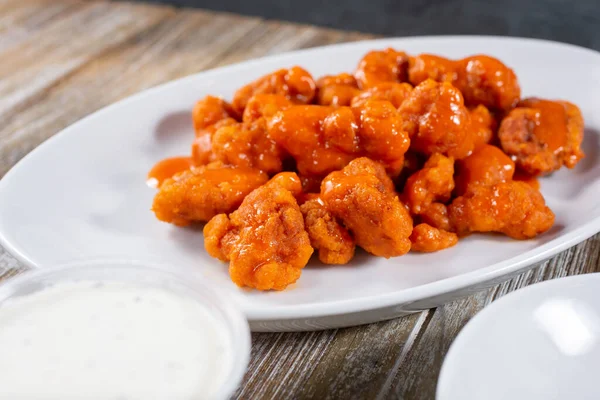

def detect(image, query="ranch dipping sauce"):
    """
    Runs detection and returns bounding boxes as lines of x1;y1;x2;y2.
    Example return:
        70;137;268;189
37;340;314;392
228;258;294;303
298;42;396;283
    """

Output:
0;264;250;400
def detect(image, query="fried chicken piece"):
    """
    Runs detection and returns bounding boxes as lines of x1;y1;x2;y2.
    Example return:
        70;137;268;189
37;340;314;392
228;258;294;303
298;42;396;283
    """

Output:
203;173;313;291
419;202;453;231
211;118;285;174
242;93;294;122
266;171;303;197
456;55;521;110
152;162;268;226
147;157;195;188
498;98;585;176
350;82;413;108
410;223;458;252
300;196;356;264
232;66;316;114
399;79;474;159
354;48;409;89
403;153;455;214
316;73;361;106
268;100;410;178
470;105;495;150
454;144;515;196
268;105;352;177
192;96;239;134
407;54;521;111
448;181;555;239
408;54;458;86
191;118;238;166
321;158;413;257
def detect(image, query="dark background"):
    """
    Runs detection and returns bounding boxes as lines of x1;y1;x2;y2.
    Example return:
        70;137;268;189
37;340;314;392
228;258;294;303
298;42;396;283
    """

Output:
132;0;600;50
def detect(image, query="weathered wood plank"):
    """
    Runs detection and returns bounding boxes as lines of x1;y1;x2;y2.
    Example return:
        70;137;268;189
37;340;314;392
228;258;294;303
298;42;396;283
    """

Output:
0;0;85;52
0;1;173;120
0;9;260;176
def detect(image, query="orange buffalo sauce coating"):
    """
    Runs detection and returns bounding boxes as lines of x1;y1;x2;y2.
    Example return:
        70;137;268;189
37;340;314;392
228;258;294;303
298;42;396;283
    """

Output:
191;118;238;166
316;73;361;106
469;105;496;150
454;144;515;196
152;163;268;226
147;156;195;188
301;196;356;264
350;82;413;108
203;173;313;291
449;181;555;239
354;48;409;89
408;54;521;111
499;98;585;175
513;170;540;190
410;223;458;252
268;99;410;178
408;54;458;85
456;55;521;111
321;158;413;258
232;66;316;115
192;96;239;134
399;80;474;159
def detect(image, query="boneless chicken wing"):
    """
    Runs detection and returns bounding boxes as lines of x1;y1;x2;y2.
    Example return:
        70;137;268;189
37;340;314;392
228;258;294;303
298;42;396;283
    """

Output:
454;144;515;196
456;55;521;111
419;202;453;232
242;93;294;122
152;162;268;226
410;223;458;252
350;82;413;108
203;173;313;290
403;153;454;215
191;96;239;134
498;98;585;176
321;158;413;257
268;100;410;178
408;54;458;86
191;118;238;166
301;196;356;264
210;118;285;174
408;54;521;111
354;48;409;89
469;105;496;150
399;79;474;159
316;73;361;106
448;181;555;239
232;66;316;114
196;94;292;174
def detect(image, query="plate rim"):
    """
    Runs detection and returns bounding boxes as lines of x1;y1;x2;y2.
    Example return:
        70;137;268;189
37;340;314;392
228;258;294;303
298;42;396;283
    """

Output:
1;35;599;321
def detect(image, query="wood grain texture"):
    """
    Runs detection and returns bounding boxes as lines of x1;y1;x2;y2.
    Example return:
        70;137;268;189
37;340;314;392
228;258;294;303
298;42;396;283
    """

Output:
0;2;598;399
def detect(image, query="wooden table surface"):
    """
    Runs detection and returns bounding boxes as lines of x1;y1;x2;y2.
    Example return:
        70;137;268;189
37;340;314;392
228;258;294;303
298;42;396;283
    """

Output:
0;1;598;398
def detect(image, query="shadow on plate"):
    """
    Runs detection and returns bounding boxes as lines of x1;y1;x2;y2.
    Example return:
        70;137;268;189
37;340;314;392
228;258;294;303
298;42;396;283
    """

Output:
153;111;193;145
168;224;206;255
574;128;600;174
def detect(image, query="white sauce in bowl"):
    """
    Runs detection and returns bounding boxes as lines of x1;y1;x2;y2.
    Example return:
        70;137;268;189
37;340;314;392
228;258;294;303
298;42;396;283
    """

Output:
0;281;233;400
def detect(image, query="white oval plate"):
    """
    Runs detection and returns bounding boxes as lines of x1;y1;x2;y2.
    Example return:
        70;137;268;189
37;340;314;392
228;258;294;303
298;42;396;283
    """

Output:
437;273;600;400
0;36;599;332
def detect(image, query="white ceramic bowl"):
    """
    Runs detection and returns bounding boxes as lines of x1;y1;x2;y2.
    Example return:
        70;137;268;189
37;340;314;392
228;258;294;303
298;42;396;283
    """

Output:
0;260;251;400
